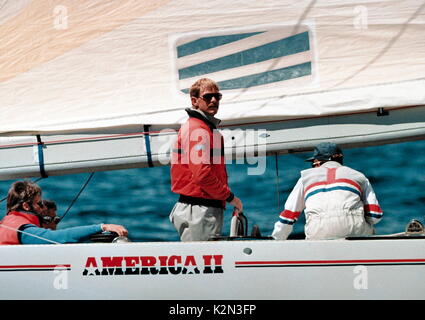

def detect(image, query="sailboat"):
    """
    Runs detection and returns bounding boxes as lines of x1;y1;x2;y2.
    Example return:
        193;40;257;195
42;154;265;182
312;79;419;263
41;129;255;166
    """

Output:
0;0;425;299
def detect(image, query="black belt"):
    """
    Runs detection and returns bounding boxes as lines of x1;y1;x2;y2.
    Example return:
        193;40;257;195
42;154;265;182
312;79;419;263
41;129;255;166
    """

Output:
178;195;224;209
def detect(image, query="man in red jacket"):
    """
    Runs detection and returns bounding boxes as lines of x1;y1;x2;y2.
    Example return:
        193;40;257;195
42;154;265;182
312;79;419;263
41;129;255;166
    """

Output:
170;78;243;241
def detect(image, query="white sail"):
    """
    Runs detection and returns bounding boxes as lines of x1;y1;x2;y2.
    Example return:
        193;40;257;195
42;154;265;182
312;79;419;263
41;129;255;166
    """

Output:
1;1;425;302
0;0;424;179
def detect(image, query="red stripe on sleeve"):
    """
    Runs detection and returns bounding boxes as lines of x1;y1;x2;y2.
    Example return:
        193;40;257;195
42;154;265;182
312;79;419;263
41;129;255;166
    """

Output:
280;209;301;220
364;204;382;213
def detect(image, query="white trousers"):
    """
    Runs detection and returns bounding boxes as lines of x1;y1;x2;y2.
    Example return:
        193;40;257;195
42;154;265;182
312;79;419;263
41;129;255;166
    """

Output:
169;202;224;241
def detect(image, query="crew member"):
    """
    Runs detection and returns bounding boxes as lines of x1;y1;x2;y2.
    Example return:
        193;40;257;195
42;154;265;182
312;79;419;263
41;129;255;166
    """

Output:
169;78;243;241
272;142;383;240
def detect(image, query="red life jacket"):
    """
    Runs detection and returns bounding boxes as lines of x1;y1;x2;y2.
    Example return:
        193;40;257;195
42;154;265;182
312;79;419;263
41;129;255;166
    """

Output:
0;211;41;245
171;109;231;208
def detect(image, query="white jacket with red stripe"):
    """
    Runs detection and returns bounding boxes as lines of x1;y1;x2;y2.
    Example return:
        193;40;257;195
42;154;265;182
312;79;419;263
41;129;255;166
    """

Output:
272;161;383;240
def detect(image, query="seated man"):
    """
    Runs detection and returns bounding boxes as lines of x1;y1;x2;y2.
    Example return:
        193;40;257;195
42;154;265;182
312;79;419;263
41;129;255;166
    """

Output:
41;199;60;230
272;142;383;240
0;180;128;245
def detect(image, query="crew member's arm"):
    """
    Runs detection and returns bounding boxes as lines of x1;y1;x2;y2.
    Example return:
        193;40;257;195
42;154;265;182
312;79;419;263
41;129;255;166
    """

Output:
19;224;127;244
272;178;304;240
362;178;383;225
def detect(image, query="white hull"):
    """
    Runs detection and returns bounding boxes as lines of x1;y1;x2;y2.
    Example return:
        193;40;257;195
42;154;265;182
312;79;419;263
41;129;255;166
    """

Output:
1;237;425;300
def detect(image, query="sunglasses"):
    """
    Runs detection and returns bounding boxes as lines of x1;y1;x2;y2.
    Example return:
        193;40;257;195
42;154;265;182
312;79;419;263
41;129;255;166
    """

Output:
199;93;222;101
42;215;61;224
311;161;323;168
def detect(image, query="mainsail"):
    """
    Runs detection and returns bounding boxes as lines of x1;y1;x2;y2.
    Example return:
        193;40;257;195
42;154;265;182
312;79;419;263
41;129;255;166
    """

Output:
0;0;424;179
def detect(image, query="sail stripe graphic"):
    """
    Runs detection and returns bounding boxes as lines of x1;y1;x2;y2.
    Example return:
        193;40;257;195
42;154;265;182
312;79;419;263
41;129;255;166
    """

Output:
178;31;310;80
180;61;312;94
176;27;313;94
177;32;264;58
218;62;311;90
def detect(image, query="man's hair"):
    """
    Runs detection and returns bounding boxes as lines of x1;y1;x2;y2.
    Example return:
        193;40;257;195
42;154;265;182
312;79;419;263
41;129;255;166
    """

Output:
330;153;344;165
42;199;57;211
189;78;219;98
7;180;42;212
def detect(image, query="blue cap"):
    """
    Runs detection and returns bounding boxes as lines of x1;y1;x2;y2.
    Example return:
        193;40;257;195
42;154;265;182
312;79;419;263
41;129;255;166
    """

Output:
305;142;343;162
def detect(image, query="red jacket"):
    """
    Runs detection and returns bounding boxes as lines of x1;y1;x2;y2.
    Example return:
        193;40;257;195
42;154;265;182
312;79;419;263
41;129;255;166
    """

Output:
0;211;41;245
171;109;233;208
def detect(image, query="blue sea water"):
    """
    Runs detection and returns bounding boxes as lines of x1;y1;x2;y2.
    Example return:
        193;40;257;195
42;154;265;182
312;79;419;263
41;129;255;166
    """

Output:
0;140;424;242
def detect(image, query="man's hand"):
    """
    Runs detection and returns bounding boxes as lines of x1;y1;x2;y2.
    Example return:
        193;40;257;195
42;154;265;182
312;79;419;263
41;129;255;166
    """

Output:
230;196;243;213
101;224;128;237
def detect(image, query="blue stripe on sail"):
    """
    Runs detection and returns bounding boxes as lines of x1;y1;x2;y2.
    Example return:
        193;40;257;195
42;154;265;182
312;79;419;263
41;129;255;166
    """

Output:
177;32;264;58
305;186;361;201
178;31;310;80
218;62;311;90
179;62;311;93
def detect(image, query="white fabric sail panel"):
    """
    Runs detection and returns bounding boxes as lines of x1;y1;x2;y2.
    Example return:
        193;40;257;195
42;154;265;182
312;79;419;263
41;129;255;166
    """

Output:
0;0;424;134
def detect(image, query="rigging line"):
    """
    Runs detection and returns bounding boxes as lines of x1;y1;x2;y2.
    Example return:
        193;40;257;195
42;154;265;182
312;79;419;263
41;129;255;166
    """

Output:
0;177;45;204
331;2;425;90
0;224;60;245
275;153;281;212
60;172;95;220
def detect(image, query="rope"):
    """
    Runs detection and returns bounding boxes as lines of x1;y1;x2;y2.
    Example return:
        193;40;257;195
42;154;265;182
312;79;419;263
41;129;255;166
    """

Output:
60;172;94;220
275;153;281;211
0;173;94;244
0;172;93;221
0;177;45;204
0;224;60;245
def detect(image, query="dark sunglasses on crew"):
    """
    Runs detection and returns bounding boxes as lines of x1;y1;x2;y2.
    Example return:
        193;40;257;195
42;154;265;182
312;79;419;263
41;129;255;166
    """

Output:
311;161;322;168
42;215;61;224
199;93;222;101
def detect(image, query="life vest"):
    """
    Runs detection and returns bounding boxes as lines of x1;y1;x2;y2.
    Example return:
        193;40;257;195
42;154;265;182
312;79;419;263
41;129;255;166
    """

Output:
171;109;231;208
0;211;41;245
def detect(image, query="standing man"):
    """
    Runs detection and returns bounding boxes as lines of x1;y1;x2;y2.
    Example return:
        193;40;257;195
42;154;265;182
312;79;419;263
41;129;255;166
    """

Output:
272;142;383;240
170;78;243;241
